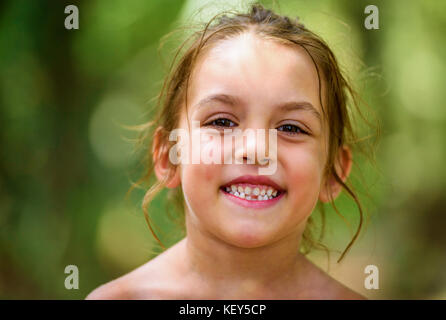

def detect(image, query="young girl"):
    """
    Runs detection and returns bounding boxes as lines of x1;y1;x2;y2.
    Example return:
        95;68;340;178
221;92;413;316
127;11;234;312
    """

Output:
87;4;370;300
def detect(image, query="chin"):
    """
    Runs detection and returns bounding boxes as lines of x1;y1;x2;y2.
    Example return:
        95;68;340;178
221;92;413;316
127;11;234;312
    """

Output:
221;226;275;249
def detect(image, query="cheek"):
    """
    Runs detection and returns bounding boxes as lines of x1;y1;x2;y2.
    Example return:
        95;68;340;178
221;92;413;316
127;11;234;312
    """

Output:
283;146;324;205
181;163;221;212
180;129;224;200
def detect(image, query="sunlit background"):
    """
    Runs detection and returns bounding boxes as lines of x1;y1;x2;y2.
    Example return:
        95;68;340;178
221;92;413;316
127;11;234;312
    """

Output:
1;0;445;299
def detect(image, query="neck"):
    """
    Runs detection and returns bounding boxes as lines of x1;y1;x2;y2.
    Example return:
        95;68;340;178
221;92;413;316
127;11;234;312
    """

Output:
180;214;309;298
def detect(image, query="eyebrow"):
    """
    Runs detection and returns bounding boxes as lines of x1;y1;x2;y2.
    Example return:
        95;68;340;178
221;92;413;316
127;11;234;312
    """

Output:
277;101;322;123
195;93;322;123
195;94;240;109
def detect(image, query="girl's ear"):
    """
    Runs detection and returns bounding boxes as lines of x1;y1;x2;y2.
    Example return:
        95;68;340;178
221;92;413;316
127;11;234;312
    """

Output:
319;145;352;203
152;127;181;189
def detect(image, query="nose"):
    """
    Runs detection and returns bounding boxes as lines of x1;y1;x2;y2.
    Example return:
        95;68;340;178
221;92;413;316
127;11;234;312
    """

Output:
234;127;275;166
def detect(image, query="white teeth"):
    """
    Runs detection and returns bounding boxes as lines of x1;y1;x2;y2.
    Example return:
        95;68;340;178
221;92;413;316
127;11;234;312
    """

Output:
224;184;280;201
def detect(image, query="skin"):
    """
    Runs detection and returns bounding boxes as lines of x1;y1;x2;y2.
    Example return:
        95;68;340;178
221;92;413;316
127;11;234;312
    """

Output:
86;32;365;300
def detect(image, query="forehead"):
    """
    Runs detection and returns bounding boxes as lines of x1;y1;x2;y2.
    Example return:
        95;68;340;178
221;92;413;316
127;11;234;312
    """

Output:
187;32;325;117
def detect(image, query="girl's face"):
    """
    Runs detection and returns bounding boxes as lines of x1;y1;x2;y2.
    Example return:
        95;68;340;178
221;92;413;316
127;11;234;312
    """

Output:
175;33;330;248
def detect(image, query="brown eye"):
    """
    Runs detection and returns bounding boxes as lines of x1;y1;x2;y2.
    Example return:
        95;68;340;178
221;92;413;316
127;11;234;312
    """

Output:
277;124;307;135
205;118;237;128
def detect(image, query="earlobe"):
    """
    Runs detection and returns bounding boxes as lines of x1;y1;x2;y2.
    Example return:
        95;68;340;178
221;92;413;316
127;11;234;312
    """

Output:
153;146;181;189
165;167;181;188
153;127;181;189
318;145;352;203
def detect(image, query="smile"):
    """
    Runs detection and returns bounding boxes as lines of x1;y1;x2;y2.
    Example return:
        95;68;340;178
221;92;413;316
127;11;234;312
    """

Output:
223;184;280;200
219;184;285;209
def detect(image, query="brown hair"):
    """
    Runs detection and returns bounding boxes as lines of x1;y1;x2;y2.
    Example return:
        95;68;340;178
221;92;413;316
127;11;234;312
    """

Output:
131;3;379;263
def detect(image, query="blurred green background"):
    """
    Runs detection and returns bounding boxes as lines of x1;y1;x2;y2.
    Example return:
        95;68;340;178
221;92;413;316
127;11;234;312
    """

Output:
0;0;445;299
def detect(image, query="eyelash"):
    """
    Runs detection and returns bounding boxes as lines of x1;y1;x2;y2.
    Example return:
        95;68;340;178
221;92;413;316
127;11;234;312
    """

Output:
204;118;237;128
203;117;308;135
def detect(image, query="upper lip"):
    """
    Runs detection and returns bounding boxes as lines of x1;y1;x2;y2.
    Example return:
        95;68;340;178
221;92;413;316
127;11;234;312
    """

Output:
221;175;285;192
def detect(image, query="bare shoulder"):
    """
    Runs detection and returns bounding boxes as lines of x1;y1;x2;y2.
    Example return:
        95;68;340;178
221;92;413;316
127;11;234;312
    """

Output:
298;256;367;300
86;249;179;300
85;266;156;300
327;281;367;300
85;276;134;300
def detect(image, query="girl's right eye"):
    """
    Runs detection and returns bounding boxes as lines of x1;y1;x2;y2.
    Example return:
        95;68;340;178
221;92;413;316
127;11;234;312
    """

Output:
203;118;237;128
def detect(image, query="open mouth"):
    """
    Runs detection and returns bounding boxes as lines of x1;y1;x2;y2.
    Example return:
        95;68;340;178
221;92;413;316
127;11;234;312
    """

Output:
219;184;284;202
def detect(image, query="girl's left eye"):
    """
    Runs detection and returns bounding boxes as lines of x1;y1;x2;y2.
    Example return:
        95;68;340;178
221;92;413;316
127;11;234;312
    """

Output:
203;118;237;128
277;124;308;135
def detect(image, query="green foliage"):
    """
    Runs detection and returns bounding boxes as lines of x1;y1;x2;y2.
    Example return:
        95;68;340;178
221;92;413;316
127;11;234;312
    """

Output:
0;0;445;299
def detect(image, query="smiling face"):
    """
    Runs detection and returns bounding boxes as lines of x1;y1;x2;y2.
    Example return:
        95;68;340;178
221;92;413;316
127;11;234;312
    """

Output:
160;32;333;248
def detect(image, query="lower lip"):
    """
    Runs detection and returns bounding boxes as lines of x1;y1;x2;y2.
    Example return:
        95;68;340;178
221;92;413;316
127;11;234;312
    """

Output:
220;188;285;209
